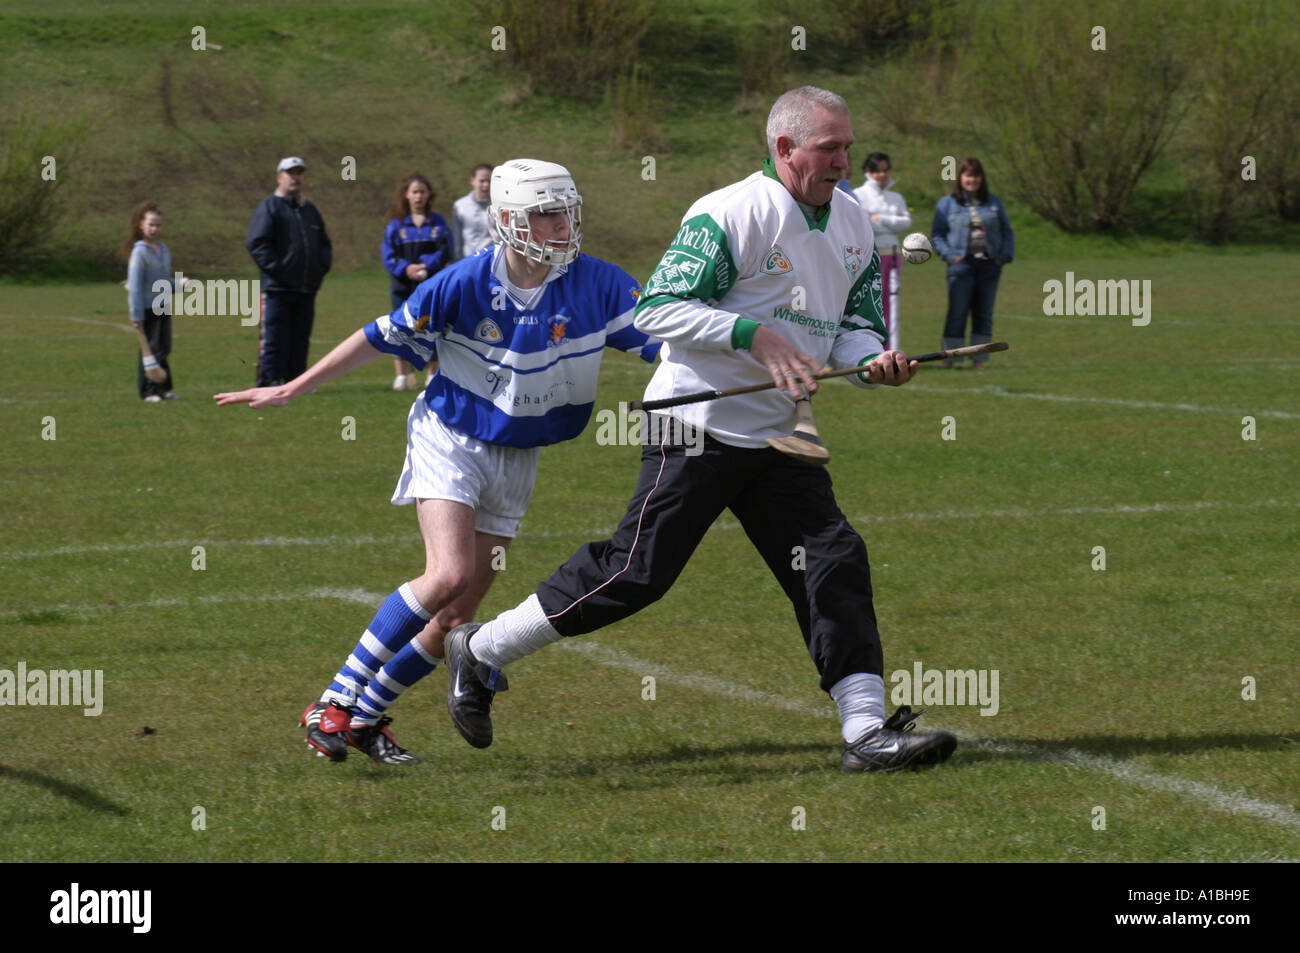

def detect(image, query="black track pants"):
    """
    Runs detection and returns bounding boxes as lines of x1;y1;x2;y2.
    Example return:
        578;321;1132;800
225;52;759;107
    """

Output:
536;429;884;690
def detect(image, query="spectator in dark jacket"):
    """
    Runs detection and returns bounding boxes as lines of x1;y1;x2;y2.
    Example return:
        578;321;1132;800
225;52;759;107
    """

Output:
246;157;333;386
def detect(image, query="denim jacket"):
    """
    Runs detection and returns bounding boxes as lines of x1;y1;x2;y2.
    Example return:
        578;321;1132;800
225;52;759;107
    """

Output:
931;193;1014;264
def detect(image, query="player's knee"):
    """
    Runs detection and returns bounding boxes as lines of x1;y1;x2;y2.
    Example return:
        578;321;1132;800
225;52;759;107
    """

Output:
421;567;471;601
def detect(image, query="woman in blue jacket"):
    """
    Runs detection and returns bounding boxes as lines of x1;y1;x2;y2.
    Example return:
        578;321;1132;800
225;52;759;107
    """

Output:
931;158;1013;368
383;172;452;390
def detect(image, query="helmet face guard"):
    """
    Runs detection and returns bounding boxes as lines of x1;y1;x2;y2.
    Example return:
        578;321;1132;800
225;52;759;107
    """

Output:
490;160;583;266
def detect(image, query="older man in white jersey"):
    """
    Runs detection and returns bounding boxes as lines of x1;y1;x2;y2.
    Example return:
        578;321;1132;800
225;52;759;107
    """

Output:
444;87;957;773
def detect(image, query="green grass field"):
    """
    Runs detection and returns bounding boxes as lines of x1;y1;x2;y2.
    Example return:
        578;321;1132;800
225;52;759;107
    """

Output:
2;0;1296;867
2;249;1296;862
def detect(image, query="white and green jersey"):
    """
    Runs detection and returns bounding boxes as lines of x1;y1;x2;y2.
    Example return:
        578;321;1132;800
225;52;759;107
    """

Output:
634;159;886;447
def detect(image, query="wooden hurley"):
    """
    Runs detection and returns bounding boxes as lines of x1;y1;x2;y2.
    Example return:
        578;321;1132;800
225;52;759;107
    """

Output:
766;396;830;464
136;326;167;383
629;342;1009;413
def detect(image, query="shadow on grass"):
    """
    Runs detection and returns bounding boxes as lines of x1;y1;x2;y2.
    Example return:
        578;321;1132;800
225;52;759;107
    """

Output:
0;764;130;815
492;732;1298;785
495;740;838;790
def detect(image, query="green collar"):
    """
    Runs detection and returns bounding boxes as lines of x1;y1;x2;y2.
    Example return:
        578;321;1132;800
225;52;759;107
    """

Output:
761;157;830;231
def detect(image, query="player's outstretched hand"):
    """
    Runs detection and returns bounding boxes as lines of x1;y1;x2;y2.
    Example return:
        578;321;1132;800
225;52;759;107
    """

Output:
213;385;294;408
750;325;821;398
863;350;919;386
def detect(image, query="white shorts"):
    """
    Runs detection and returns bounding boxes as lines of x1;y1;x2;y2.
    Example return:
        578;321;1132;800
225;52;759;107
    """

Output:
392;398;540;538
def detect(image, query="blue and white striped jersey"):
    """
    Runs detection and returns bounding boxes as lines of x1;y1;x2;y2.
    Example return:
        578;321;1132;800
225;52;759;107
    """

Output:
364;245;659;448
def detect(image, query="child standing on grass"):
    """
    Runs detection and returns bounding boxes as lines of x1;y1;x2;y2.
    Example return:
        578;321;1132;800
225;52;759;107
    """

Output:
124;201;180;402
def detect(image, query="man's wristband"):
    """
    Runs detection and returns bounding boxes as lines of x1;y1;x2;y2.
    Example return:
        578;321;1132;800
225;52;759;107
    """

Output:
731;318;761;350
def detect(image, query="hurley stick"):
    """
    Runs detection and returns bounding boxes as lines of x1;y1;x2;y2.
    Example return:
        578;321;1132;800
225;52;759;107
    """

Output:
630;342;1009;412
766;393;830;464
136;326;168;383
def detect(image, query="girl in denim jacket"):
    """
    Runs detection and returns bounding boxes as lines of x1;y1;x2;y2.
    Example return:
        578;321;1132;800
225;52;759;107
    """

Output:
931;158;1013;368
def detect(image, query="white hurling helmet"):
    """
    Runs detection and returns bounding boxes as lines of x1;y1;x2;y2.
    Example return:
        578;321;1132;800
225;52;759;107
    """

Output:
489;159;583;266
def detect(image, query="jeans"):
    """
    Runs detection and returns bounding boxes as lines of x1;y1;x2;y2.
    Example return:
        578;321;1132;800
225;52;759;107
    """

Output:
942;259;1001;363
257;291;316;386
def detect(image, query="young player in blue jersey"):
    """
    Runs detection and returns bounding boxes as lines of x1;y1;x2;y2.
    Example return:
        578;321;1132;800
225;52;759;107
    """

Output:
215;159;659;764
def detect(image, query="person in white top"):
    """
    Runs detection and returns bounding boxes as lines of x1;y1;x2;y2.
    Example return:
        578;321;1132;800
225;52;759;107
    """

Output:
854;153;911;350
451;163;495;260
441;87;958;774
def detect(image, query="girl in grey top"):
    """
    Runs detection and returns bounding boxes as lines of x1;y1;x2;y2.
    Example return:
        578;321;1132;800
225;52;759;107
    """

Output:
124;201;181;401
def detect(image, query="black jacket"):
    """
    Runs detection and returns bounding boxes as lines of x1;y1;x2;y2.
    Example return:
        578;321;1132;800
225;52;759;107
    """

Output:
246;194;332;293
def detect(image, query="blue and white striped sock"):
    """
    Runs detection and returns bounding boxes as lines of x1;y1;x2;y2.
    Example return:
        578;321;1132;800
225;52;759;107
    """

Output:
351;636;441;726
321;583;431;708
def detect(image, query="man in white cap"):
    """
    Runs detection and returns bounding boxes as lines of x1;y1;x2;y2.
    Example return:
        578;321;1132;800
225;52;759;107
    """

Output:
246;157;333;386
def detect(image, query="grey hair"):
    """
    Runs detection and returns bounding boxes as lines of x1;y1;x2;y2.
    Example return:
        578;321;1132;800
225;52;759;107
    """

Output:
765;86;850;157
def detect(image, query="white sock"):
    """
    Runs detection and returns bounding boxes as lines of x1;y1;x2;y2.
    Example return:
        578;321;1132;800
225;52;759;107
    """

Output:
469;593;563;669
830;672;886;742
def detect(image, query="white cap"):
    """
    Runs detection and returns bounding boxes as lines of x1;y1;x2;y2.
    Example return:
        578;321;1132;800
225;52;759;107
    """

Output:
277;157;307;173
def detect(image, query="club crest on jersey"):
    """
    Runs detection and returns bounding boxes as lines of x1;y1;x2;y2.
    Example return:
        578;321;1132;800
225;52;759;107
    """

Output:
474;318;503;343
547;314;570;347
762;245;793;276
645;251;706;297
843;245;864;278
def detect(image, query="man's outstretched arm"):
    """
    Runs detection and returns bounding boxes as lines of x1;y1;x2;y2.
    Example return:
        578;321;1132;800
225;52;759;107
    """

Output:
214;328;382;408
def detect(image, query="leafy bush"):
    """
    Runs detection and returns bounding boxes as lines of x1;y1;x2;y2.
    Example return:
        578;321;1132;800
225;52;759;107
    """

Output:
603;62;664;153
493;0;650;98
0;114;84;270
1187;0;1299;239
963;0;1194;231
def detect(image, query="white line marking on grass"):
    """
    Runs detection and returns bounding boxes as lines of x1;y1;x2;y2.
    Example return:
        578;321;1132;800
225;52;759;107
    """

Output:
563;641;833;720
967;738;1300;834
7;499;1298;561
1;533;409;561
2;587;386;618
845;498;1300;526
908;384;1300;420
564;641;1300;836
0;314;137;333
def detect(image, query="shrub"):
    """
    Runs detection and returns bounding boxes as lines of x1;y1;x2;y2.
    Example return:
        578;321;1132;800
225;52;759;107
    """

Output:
0;114;84;270
963;0;1193;231
493;0;650;98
